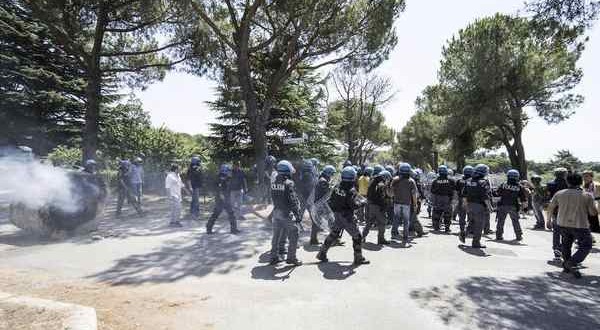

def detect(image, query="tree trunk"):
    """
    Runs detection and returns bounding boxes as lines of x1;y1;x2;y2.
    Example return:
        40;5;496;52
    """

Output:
83;74;101;162
456;155;465;173
513;130;528;179
432;151;439;170
82;4;107;163
511;107;528;179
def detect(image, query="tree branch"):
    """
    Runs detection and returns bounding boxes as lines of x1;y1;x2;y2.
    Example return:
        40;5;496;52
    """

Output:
102;56;187;73
99;41;185;57
190;1;235;49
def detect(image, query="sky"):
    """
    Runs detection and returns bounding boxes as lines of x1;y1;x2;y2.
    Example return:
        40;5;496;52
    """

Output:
137;0;600;162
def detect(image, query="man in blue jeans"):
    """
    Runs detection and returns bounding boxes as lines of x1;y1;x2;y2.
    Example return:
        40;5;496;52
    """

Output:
187;156;203;220
391;163;418;247
547;172;598;278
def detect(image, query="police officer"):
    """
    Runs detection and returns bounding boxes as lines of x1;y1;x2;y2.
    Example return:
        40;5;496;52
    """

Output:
530;175;546;230
187;156;203;220
546;167;569;259
270;160;303;266
410;169;425;237
373;165;384;177
317;166;370;265
363;170;392;245
431;165;456;233
495;169;527;241
310;165;337;245
463;164;491;248
298;159;317;222
116;159;143;216
207;164;239;235
456;166;473;242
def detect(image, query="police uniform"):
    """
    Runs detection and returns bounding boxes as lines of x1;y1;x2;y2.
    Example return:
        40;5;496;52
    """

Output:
270;173;302;264
310;175;332;245
455;174;471;235
363;176;390;244
495;182;527;240
431;176;456;231
464;177;491;247
207;174;238;234
318;181;368;264
116;161;142;216
410;176;425;236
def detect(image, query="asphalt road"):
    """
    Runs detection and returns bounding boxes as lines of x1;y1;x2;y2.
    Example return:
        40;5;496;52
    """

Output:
1;198;599;330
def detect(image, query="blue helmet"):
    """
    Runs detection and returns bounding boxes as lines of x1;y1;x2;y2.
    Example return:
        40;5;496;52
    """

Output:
85;159;97;167
266;155;277;165
191;156;201;165
119;159;131;170
343;160;353;167
341;166;357;182
398;163;412;175
385;165;395;175
373;165;384;176
379;170;392;181
475;164;489;177
364;166;374;176
276;160;295;174
321;165;336;178
302;159;314;172
438;165;448;176
507;169;520;180
220;164;232;175
310;158;319;167
463;165;474;176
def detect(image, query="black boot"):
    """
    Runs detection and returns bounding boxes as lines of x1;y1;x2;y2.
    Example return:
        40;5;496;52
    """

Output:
353;255;370;265
459;231;466;243
316;251;328;263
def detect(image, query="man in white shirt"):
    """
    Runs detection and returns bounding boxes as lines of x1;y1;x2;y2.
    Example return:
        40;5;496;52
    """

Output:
165;164;187;227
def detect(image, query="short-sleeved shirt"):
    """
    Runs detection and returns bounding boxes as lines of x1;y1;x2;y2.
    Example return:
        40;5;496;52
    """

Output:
390;176;417;205
357;175;370;196
548;188;598;229
165;172;184;201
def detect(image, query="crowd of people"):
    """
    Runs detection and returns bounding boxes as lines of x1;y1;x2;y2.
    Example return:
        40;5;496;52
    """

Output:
87;153;599;279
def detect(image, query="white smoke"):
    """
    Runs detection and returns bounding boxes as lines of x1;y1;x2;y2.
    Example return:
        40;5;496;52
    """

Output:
0;152;81;213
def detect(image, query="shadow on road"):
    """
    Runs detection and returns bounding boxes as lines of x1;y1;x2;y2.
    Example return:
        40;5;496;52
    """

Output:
251;264;296;281
317;261;357;280
458;244;491;257
87;218;273;285
410;273;600;330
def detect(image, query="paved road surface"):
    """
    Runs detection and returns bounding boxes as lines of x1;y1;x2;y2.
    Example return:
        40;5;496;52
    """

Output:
1;197;599;330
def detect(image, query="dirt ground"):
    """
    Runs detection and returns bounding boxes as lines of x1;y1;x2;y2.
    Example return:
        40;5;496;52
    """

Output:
0;268;214;330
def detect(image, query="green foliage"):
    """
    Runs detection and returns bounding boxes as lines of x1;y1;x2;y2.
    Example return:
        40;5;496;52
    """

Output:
550;149;583;170
47;146;82;168
99;99;207;172
393;110;442;169
0;1;85;154
208;71;336;164
466;153;512;174
433;13;585;175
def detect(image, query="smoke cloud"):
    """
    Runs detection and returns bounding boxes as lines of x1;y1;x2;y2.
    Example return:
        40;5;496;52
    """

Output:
0;149;81;213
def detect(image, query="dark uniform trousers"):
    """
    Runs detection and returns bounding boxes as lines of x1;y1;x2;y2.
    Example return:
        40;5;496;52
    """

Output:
207;196;237;232
467;202;487;245
432;195;452;230
496;205;522;238
362;203;386;241
322;212;363;259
